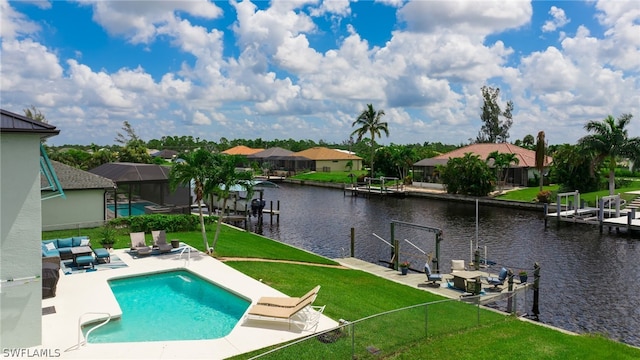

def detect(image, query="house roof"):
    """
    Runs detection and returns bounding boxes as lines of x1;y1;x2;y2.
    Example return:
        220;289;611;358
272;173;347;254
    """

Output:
415;143;552;168
247;147;294;159
43;161;115;190
222;145;264;155
0;108;60;138
152;149;178;159
293;147;362;161
89;162;170;182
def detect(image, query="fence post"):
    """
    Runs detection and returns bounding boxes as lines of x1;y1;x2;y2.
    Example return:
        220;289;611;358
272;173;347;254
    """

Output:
507;269;514;314
350;227;355;257
532;262;540;321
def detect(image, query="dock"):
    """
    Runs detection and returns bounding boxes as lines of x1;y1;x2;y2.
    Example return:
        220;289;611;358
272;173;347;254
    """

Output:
544;191;640;233
335;257;529;306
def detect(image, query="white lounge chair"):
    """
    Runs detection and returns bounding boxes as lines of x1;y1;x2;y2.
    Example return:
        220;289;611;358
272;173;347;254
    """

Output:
152;230;173;253
257;285;320;308
245;293;325;330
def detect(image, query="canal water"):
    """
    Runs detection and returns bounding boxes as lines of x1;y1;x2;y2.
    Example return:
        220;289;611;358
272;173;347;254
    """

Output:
253;182;640;347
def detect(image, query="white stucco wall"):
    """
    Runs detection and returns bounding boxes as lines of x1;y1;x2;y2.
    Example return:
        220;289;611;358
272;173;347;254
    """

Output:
42;189;106;231
0;134;43;348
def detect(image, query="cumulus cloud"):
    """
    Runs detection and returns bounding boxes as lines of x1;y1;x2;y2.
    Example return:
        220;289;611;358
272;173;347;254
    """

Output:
1;0;637;146
0;0;41;39
398;1;532;36
542;6;570;32
81;0;222;44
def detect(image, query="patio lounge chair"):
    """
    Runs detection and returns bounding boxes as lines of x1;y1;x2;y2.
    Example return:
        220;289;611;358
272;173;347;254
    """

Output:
245;293;325;330
257;285;321;308
424;263;442;286
152;230;173;253
485;267;508;290
130;232;152;256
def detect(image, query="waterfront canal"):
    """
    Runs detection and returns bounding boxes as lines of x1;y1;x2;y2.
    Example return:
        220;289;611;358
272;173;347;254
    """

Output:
253;182;640;347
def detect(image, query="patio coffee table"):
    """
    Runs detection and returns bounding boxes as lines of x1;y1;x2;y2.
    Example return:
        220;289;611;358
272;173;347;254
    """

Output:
71;246;92;265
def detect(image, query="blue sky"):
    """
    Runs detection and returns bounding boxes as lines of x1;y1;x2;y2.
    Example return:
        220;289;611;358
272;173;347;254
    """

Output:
1;0;638;147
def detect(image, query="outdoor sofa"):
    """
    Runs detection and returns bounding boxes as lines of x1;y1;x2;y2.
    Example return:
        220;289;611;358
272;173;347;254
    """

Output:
41;236;91;261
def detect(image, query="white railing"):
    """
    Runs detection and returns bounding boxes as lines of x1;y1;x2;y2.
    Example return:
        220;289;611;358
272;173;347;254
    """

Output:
178;246;191;267
66;312;112;352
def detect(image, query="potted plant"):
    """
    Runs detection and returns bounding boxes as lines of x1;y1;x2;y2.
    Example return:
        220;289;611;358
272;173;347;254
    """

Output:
518;270;528;283
400;261;410;275
99;226;117;250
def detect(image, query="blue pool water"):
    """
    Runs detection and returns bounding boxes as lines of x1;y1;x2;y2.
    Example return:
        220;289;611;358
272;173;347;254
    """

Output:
106;201;154;216
86;270;250;343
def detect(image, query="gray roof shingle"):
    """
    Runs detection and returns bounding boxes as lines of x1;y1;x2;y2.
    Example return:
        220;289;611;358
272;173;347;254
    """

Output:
43;161;115;190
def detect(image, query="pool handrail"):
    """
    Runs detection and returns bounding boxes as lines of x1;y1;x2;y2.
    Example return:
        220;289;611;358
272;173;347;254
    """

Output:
66;312;112;352
178;246;191;266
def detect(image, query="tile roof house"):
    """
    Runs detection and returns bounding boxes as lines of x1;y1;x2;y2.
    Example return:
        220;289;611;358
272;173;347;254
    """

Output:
293;147;362;172
222;145;265;156
247;147;313;174
41;161;115;231
413;143;553;187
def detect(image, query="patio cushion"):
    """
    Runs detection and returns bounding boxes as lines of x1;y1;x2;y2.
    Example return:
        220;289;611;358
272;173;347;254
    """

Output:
75;255;94;267
45;242;56;251
57;237;73;248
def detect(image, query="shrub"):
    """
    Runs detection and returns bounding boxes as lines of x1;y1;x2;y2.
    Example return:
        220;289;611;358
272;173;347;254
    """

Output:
107;214;205;233
536;190;553;203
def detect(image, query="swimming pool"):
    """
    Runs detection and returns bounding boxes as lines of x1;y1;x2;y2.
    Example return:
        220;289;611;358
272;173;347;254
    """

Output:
106;201;155;216
85;270;251;343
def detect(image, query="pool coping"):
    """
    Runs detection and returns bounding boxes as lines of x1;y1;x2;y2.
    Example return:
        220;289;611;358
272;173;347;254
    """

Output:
40;247;338;359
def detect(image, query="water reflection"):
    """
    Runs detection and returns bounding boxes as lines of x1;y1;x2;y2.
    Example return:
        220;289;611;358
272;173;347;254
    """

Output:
252;183;640;347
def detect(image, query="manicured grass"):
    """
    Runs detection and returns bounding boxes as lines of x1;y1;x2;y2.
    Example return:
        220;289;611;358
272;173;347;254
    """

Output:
290;170;367;183
43;219;640;359
496;183;640;207
494;185;559;202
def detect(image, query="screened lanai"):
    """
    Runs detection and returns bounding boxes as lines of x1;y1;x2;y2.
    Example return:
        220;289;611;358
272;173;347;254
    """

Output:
88;162;190;218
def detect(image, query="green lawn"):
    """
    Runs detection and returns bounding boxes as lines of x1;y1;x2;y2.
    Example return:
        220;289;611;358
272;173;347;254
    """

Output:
43;223;640;359
496;183;640;206
290;170;367;183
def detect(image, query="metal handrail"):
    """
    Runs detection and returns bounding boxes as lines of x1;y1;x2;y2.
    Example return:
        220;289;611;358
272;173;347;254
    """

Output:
178;246;191;266
65;312;112;352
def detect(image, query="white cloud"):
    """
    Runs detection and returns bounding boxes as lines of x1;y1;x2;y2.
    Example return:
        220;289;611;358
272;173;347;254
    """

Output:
0;0;41;40
192;111;211;125
82;0;222;44
398;0;532;36
542;6;570;33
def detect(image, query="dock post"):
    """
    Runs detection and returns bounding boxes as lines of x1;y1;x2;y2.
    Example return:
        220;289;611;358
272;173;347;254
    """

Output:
350;228;355;257
628;212;633;236
543;203;548;227
276;200;280;223
269;201;273;224
531;262;540;321
598;198;604;233
556;194;561;227
507;269;514;314
473;248;480;270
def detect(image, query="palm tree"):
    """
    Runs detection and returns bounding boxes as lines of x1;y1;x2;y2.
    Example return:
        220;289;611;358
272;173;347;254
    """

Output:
351;104;389;178
209;154;254;253
535;131;546;191
169;149;216;253
486;151;520;191
578;114;640;195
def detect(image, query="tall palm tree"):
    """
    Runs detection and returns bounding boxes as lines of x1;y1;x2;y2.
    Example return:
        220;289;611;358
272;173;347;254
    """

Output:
535;131;546;191
209;154;254;253
486;151;520;191
578;114;640;195
169;149;216;253
351;104;389;178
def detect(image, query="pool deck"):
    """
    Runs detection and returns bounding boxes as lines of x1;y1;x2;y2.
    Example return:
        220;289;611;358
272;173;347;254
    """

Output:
40;247;337;359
